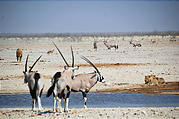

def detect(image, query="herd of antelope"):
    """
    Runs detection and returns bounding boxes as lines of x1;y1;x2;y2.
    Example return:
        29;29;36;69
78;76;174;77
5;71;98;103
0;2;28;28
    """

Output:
22;41;105;112
93;39;142;51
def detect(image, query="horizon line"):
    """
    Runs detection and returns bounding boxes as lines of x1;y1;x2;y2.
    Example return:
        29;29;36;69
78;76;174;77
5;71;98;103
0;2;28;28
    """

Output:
1;31;179;34
1;0;179;1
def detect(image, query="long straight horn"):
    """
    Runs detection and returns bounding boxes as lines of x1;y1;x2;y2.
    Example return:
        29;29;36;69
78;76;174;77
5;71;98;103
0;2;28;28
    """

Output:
81;56;101;75
29;55;42;72
25;54;29;72
52;41;69;67
71;46;74;67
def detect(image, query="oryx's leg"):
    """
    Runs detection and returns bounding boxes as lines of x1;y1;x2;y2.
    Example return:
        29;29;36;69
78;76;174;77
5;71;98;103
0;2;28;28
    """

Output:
64;91;70;112
36;85;43;110
53;96;57;112
57;92;65;113
62;93;66;110
37;96;43;110
115;45;118;50
57;96;62;112
53;91;57;112
32;98;36;111
82;92;87;109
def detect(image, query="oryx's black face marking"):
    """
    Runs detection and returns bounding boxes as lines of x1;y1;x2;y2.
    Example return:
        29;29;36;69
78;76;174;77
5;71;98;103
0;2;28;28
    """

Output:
81;56;106;84
98;75;105;83
23;72;28;83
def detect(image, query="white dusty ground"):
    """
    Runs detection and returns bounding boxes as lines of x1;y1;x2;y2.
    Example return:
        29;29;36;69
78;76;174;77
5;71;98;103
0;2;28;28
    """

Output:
0;107;179;119
0;36;179;118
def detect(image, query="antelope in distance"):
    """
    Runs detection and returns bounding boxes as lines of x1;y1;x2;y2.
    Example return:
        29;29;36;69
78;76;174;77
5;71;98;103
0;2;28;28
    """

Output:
16;48;22;62
129;40;142;47
46;42;79;112
47;49;54;55
23;55;44;111
93;41;97;51
103;40;118;50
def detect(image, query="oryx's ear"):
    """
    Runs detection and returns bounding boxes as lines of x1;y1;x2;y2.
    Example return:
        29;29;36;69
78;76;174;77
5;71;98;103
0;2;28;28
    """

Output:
75;66;79;70
64;66;68;70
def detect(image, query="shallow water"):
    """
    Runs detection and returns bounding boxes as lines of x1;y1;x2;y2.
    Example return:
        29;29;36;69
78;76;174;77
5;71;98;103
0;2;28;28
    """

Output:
0;93;179;108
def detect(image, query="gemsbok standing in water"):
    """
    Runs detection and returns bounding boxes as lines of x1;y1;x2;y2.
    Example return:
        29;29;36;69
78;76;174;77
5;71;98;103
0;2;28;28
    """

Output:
23;55;44;111
46;42;79;112
47;42;105;112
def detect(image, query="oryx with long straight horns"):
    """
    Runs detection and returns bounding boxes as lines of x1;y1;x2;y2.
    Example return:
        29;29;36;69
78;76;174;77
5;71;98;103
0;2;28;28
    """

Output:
23;55;44;111
103;40;118;50
47;46;105;112
46;42;79;112
69;56;106;109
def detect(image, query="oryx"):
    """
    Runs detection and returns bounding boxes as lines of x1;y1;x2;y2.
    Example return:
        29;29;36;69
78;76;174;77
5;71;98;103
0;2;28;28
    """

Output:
69;56;106;109
23;55;44;111
103;40;118;50
93;41;97;51
129;40;142;47
46;42;79;112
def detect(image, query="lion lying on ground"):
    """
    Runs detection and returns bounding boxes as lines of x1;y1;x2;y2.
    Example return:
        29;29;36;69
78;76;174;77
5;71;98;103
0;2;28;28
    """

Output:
145;75;165;86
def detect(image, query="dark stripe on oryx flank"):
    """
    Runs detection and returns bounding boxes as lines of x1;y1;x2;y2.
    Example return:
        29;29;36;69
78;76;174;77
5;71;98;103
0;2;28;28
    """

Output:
29;73;41;100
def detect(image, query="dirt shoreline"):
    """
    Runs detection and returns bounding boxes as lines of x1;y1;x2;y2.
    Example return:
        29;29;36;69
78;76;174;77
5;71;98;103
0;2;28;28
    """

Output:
1;107;179;119
1;81;179;95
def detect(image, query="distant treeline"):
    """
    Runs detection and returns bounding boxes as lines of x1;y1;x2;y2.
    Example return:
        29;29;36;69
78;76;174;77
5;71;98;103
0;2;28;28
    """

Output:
0;31;179;38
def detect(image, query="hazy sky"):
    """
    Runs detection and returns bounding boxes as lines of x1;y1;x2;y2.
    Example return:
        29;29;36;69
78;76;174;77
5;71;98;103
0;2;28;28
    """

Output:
0;0;179;33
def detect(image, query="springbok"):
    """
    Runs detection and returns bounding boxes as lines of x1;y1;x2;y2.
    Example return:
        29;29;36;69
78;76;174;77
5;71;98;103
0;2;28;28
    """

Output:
23;55;44;111
103;40;118;50
46;42;79;112
16;48;22;62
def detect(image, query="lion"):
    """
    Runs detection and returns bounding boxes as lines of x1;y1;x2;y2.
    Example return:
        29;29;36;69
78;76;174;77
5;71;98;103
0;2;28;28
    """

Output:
16;48;22;62
145;75;165;86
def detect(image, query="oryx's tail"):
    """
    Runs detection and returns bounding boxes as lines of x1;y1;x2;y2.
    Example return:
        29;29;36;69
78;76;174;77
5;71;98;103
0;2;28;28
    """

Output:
46;83;55;97
46;72;61;97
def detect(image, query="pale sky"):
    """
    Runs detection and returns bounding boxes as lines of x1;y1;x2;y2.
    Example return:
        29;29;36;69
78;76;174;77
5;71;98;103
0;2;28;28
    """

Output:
0;0;179;33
